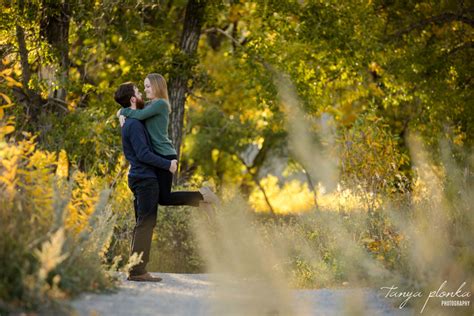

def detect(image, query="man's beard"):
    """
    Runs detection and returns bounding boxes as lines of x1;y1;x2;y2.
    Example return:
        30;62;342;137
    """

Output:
135;97;145;109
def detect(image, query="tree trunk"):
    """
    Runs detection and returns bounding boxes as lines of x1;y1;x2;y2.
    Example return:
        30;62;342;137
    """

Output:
169;0;206;181
40;0;71;102
15;0;43;122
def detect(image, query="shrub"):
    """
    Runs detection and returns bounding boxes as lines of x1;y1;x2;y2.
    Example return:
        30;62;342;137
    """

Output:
148;204;205;273
0;130;117;312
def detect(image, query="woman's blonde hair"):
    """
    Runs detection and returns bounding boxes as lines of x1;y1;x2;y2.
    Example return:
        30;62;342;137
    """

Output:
146;73;171;112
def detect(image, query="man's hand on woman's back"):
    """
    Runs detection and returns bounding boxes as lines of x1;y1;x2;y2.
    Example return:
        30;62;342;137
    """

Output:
169;160;178;174
116;109;127;127
119;115;126;127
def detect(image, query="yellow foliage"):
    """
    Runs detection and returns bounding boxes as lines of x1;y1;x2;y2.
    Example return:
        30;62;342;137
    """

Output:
0;125;14;134
248;174;370;214
249;175;315;214
19;148;56;217
0;127;108;235
66;171;102;233
0;145;20;200
318;184;366;212
0;91;15;132
339;112;407;208
4;75;22;88
56;149;69;179
0;92;12;105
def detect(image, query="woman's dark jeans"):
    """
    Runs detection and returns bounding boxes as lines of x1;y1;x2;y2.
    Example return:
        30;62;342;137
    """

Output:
128;176;160;276
156;154;203;206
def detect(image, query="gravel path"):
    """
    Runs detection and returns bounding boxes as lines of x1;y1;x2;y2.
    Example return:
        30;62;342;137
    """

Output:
70;273;411;316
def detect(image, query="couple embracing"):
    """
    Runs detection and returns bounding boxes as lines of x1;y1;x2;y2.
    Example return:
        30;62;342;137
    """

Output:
114;73;218;282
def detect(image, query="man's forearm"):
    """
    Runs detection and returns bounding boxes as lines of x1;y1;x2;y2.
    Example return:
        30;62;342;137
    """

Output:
121;103;159;120
136;149;171;170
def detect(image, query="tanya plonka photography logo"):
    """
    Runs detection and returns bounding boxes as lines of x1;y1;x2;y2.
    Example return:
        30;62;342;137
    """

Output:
380;280;471;313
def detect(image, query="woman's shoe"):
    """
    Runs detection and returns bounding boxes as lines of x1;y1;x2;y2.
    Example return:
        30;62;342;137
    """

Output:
199;186;219;204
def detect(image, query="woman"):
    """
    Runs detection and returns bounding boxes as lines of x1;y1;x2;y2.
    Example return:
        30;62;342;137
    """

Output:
119;73;218;206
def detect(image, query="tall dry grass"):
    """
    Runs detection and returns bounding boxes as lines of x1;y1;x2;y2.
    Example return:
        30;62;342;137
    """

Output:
187;74;473;315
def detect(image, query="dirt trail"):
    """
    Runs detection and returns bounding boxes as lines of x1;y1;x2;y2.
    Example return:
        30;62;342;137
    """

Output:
70;273;410;315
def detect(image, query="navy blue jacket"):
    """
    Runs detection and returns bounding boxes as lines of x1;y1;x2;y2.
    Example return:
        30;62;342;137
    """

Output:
121;118;171;179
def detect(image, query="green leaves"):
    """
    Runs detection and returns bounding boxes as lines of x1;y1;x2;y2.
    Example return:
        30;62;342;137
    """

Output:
0;0;470;188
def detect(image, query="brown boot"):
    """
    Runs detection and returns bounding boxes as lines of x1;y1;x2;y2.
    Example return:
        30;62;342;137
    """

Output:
127;272;162;282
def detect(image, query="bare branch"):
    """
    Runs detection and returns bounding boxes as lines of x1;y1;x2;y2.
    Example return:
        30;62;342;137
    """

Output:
45;97;69;112
236;155;276;215
204;27;273;71
393;11;474;39
204;27;242;48
447;41;474;56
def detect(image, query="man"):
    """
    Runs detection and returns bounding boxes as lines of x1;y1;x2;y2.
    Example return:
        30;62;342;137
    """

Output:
114;82;177;282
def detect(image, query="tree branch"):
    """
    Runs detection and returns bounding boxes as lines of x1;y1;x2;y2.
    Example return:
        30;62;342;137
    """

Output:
393;12;474;39
447;41;474;56
300;163;319;211
236;155;276;215
204;27;273;71
204;27;242;48
15;24;31;95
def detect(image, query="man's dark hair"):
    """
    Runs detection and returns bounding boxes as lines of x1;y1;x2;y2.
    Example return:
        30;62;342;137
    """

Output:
114;82;136;108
